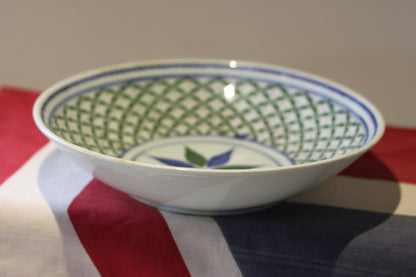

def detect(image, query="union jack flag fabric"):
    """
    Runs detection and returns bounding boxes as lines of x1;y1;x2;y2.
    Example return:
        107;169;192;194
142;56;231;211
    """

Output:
0;86;415;277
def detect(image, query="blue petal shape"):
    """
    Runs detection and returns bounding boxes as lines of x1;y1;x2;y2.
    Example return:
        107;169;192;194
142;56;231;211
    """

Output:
207;149;233;168
151;156;195;168
235;134;247;139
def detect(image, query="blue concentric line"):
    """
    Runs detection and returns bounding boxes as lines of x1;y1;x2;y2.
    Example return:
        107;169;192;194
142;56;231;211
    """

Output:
44;73;370;144
42;63;379;144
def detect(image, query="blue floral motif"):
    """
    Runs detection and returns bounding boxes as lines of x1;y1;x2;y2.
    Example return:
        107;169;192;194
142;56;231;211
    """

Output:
151;146;258;170
150;157;195;168
206;149;233;167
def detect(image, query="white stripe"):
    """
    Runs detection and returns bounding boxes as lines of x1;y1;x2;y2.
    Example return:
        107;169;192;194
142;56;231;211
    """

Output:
289;175;416;216
162;212;243;277
0;143;99;277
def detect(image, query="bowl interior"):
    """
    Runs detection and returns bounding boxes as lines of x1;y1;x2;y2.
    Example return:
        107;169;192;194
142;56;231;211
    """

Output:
39;61;380;169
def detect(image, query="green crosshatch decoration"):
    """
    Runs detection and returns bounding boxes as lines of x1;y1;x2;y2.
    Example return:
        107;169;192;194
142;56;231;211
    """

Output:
51;77;366;164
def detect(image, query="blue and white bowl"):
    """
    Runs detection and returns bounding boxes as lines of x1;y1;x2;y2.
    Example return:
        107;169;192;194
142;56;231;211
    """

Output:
33;59;385;215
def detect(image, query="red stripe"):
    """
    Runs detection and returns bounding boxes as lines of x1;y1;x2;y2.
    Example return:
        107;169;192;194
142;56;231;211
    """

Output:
341;126;416;184
68;179;191;277
0;86;48;185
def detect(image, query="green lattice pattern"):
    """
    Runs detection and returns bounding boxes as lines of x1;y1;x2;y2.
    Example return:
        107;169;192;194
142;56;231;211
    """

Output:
51;77;366;164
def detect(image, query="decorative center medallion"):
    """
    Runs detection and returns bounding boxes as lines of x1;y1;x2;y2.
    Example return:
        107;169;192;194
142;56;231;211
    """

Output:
119;136;294;169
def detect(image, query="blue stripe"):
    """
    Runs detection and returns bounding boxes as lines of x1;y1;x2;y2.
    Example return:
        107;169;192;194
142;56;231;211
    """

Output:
214;202;416;277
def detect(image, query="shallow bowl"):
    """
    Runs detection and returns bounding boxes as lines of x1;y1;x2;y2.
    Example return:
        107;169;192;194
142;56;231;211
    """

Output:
33;59;384;215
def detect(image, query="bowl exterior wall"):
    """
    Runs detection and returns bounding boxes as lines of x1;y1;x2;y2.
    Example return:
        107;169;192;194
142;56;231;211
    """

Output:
53;141;358;213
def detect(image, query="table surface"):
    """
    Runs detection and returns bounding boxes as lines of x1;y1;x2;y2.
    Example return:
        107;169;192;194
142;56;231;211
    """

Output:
1;86;416;277
1;1;416;276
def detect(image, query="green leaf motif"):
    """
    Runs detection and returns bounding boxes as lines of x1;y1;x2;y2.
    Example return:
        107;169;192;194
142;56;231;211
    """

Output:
214;165;259;170
185;146;206;167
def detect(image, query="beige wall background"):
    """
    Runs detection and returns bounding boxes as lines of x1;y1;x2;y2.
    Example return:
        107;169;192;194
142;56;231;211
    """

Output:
1;0;415;126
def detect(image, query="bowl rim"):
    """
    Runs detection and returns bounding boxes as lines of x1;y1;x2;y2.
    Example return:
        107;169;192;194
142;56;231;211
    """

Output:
33;58;385;174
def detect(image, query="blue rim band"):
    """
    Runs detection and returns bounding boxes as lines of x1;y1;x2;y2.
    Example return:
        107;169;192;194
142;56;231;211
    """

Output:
41;62;378;146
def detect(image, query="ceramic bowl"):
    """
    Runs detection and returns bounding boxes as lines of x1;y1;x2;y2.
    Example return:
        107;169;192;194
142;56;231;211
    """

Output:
33;59;384;215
